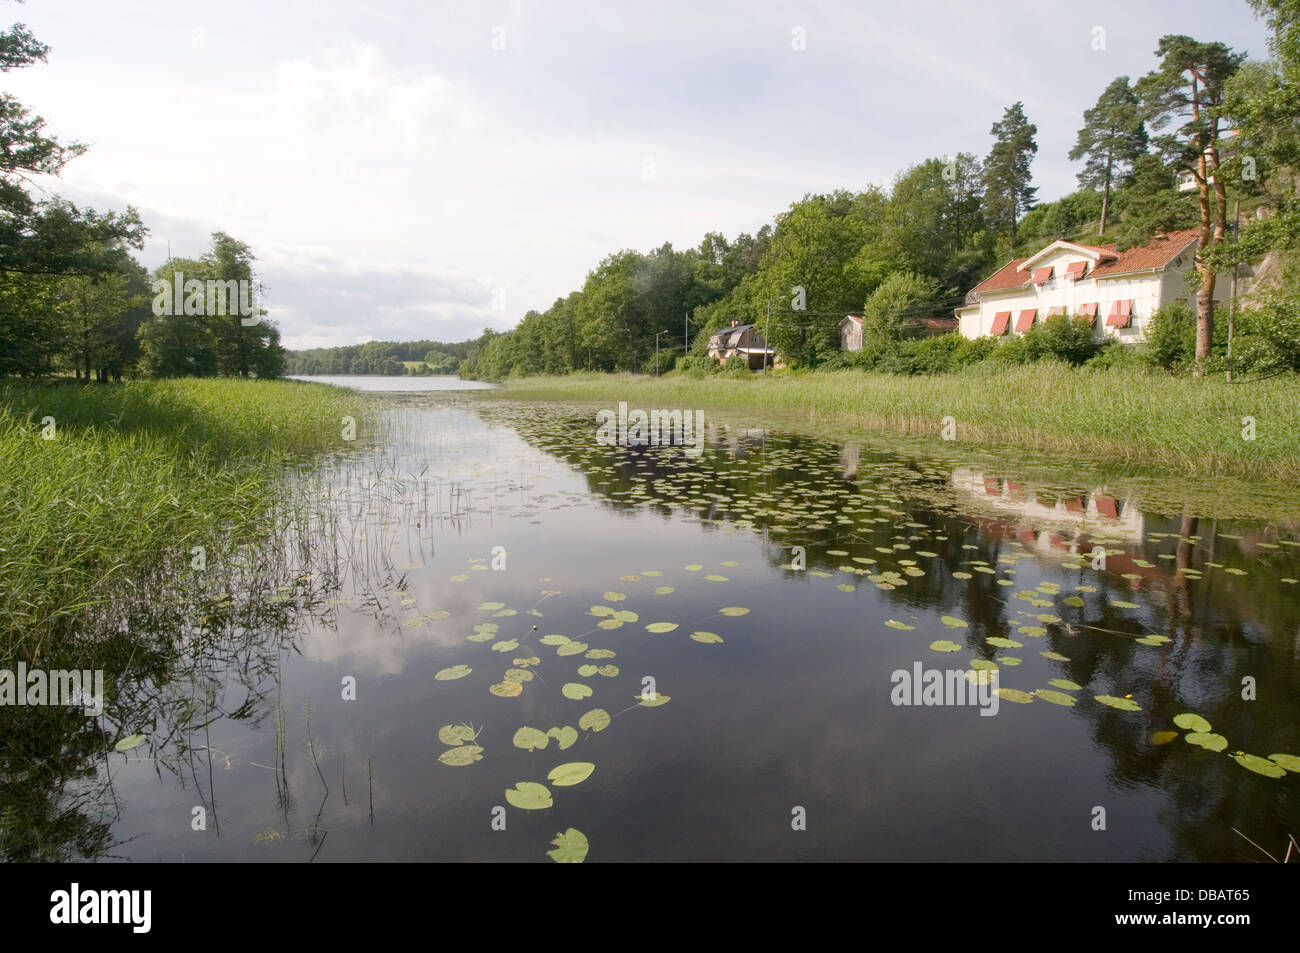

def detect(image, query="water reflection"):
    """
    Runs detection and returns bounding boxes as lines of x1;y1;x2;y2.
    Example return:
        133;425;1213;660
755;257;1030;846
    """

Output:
5;395;1298;862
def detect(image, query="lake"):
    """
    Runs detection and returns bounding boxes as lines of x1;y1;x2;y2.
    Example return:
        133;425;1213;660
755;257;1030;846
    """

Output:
26;377;1300;862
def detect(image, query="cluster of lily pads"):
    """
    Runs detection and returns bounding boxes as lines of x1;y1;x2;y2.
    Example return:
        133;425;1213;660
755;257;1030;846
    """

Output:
1154;713;1300;779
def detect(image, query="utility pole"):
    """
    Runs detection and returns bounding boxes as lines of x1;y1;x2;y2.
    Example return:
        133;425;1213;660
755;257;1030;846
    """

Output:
1227;199;1239;384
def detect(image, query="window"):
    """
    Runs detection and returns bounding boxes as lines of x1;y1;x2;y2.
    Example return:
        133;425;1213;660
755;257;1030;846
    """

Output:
990;311;1011;335
1106;300;1134;328
1075;302;1098;326
1015;308;1037;332
1032;266;1053;284
1064;261;1087;280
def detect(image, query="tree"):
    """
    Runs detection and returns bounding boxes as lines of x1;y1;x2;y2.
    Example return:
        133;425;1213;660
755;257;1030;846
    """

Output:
1070;77;1148;236
861;272;940;345
1137;35;1244;376
982;102;1038;247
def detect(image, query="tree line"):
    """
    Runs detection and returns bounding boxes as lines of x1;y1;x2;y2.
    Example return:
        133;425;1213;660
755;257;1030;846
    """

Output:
463;5;1299;379
284;339;471;376
0;19;284;380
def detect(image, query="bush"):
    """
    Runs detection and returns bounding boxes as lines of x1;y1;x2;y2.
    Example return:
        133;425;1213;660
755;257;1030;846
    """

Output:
721;355;750;376
1087;339;1145;370
1143;302;1196;371
642;350;678;375
1038;314;1100;364
676;353;719;376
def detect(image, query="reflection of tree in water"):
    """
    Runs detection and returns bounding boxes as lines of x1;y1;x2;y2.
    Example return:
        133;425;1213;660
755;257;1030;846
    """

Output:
0;512;341;861
493;403;1300;860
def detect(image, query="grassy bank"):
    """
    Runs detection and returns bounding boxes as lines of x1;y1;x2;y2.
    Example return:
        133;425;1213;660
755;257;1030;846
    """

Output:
0;379;364;646
498;364;1300;483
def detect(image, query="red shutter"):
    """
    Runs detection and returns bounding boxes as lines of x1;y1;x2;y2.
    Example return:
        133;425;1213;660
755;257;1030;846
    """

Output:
1106;300;1134;327
1015;308;1037;332
1047;306;1066;317
990;311;1011;335
1095;495;1119;519
1065;261;1087;280
1032;266;1053;284
1075;302;1098;326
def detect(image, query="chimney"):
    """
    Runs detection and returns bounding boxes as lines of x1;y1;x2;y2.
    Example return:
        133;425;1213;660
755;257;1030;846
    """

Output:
730;319;738;327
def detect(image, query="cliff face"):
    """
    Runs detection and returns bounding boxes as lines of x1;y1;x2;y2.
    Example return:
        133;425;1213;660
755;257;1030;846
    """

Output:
1241;248;1286;307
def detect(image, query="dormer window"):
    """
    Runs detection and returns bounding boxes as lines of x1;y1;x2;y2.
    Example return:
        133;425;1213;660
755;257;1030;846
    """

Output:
1064;261;1087;280
1032;267;1053;285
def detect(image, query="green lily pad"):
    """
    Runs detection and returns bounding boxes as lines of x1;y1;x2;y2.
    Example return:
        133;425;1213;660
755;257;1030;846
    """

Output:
597;664;620;677
547;828;589;863
438;724;477;746
1035;690;1076;707
1018;626;1047;637
579;708;610;732
1048;679;1081;691
655;586;675;595
562;682;593;700
504;668;534;682
719;607;750;616
929;639;962;652
986;636;1022;648
554;726;578;750
1267;753;1300;773
435;665;472;681
1151;731;1179;745
504;781;553;809
585;649;616;659
1095;695;1141;711
691;631;723;643
645;622;678;633
539;634;570;645
940;615;968;628
1173;713;1211;733
491;639;519;653
613;610;639;623
1109;600;1140;609
556;641;589;656
114;734;146;752
969;659;998;671
513;727;550;751
1041;651;1070;661
438;745;483;766
547;762;595;787
478;602;506;611
1185;732;1228;752
1233;753;1286;778
1062;596;1085;607
589;605;615;617
577;664;598;677
995;688;1034;704
684;564;703;571
637;693;670;707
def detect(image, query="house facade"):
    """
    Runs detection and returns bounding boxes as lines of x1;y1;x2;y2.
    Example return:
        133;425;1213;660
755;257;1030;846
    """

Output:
839;314;958;350
955;228;1243;344
707;320;777;370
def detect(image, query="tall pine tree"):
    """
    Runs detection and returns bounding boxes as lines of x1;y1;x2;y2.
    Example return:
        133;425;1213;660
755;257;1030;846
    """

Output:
982;102;1038;248
1070;77;1148;237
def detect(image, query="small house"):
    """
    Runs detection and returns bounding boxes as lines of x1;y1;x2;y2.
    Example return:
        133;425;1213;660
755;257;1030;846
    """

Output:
707;320;777;370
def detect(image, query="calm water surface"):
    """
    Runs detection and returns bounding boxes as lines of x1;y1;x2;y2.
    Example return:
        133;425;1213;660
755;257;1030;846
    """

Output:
27;378;1300;862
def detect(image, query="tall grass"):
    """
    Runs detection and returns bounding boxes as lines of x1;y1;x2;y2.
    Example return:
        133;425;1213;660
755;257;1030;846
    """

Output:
499;363;1300;482
0;379;364;645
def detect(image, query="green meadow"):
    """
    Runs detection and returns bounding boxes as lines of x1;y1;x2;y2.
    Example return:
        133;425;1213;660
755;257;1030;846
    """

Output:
0;379;363;648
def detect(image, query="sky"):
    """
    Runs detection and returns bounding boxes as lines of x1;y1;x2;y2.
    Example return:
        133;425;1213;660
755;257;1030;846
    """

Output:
3;0;1272;349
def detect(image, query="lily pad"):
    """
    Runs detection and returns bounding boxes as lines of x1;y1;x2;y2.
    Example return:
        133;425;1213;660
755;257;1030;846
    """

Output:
690;631;723;643
556;641;589;657
1095;695;1141;711
995;688;1034;704
578;708;611;732
1185;732;1228;752
435;665;472;681
645;622;678;633
512;727;550;751
884;620;915;630
504;781;553;810
539;634;570;645
1267;753;1300;773
940;615;968;628
1233;753;1286;778
1035;689;1076;707
478;602;506;611
547;828;589;863
547;762;595;787
719;607;750;616
1047;679;1081;691
577;664;598;677
1151;731;1179;745
491;639;519;653
554;726;578;750
504;668;534;682
438;724;477;746
438;745;483;766
114;734;147;752
986;636;1022;648
489;680;523;697
562;682;593;700
1173;713;1211;733
929;639;962;652
637;693;671;707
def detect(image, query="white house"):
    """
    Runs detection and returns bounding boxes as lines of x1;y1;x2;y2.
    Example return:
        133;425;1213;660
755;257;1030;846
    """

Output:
955;228;1244;343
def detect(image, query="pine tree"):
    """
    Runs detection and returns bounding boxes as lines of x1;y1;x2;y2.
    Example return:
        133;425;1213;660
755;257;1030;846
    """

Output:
1070;77;1148;236
982;102;1038;248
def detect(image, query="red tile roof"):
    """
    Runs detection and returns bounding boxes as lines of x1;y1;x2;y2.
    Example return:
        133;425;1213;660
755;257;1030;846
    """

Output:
967;229;1201;296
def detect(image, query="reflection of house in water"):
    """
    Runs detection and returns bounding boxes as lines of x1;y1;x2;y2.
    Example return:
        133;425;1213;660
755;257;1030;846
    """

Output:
704;421;767;457
950;468;1145;545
